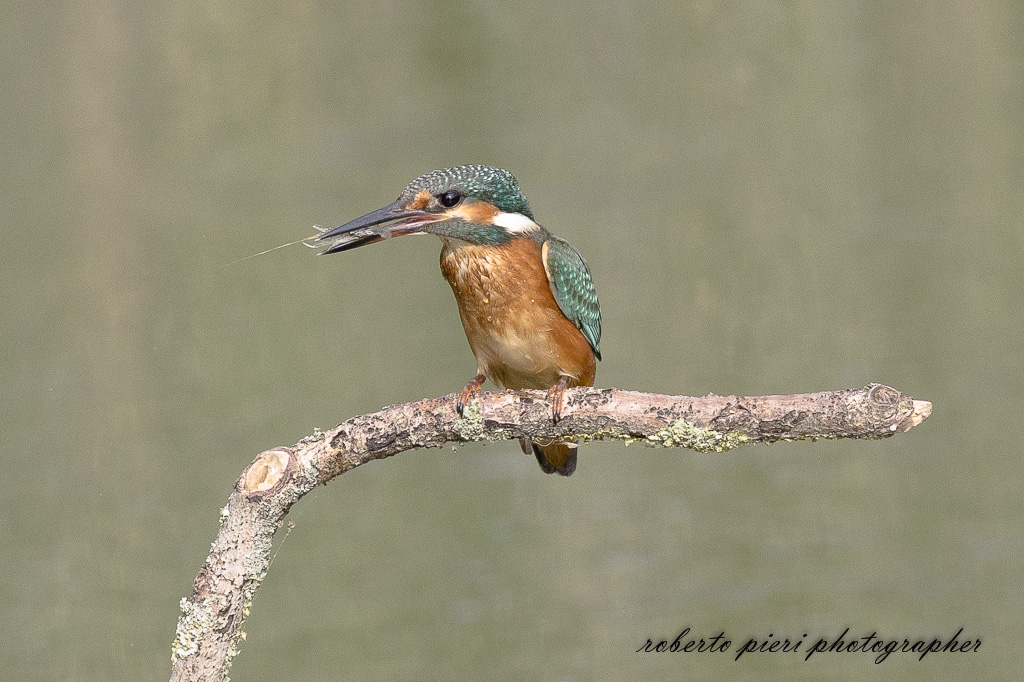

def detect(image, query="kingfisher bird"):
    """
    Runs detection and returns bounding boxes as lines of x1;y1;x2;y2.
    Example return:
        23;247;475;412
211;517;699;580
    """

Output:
315;165;601;476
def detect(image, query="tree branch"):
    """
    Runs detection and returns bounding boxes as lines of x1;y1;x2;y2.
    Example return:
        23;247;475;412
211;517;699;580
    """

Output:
169;383;930;681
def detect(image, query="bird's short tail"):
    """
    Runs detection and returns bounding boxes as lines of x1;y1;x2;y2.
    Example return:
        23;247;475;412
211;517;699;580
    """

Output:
521;438;578;476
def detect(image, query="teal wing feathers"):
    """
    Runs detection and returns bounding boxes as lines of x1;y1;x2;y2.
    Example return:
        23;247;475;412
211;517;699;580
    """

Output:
542;236;602;360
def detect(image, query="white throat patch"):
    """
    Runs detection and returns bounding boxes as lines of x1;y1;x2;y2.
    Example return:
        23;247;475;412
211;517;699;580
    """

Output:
492;211;541;233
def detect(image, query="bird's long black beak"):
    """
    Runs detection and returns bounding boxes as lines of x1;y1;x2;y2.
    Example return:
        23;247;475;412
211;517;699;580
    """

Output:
315;200;440;255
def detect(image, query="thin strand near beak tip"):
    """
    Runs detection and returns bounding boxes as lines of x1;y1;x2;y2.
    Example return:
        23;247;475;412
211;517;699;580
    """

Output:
225;234;321;267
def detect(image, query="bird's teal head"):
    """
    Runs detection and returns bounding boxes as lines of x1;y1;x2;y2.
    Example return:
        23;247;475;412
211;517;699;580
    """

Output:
316;165;542;254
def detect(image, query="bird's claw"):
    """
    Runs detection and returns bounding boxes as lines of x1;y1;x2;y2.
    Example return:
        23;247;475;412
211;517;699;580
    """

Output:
457;374;487;416
547;376;571;424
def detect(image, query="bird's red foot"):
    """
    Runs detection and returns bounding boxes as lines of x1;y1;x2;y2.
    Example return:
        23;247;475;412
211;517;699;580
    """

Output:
457;373;487;416
547;376;572;424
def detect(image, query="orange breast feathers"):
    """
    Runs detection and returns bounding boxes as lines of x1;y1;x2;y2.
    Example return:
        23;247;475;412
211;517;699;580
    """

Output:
439;237;596;391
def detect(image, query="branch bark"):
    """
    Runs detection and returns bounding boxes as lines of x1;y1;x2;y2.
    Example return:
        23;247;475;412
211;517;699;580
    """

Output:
169;383;930;681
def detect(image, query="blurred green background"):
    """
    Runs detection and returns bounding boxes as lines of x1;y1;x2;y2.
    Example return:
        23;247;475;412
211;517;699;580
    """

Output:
2;1;1021;680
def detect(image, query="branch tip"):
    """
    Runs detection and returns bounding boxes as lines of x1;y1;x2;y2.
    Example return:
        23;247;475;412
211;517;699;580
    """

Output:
910;400;932;427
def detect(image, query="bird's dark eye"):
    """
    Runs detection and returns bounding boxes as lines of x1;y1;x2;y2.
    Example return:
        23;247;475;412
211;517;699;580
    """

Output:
439;190;462;208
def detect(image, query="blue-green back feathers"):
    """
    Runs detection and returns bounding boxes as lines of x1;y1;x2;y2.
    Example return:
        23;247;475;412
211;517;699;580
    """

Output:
543;237;602;360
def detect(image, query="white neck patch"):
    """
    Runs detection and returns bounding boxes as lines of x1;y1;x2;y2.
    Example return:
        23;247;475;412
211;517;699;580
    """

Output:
492;211;541;233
